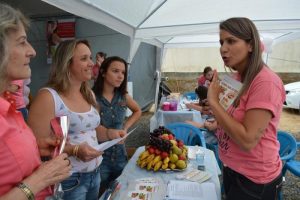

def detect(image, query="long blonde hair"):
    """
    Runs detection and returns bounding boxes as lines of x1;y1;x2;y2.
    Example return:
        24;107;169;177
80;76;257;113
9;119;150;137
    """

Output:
47;39;97;107
220;17;264;106
0;3;29;93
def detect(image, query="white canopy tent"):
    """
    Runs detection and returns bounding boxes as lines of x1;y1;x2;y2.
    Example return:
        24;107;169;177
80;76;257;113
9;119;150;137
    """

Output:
42;0;300;109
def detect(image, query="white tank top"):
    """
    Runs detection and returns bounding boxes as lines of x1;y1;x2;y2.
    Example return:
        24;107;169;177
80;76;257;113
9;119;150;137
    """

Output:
44;87;102;173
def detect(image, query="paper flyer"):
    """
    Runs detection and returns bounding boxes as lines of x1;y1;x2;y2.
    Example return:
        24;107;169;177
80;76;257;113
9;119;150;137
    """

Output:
218;75;242;110
95;127;137;151
50;116;69;158
121;177;165;200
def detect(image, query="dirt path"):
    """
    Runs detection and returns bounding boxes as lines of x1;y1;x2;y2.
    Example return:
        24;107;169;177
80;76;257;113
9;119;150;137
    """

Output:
278;108;300;139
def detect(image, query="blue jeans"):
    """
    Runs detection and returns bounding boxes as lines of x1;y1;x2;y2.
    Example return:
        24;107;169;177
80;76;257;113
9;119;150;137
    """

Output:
100;144;128;190
61;166;101;200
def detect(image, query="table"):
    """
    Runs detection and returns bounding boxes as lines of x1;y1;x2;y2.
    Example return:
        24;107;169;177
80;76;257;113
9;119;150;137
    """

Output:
150;96;203;131
150;109;203;132
112;146;221;200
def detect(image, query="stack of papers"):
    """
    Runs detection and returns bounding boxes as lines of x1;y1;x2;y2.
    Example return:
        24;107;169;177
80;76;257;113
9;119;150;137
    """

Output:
176;169;211;184
166;180;217;200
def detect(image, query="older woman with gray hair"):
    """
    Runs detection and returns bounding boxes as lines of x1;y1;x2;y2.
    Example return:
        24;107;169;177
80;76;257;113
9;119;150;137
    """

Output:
0;3;71;200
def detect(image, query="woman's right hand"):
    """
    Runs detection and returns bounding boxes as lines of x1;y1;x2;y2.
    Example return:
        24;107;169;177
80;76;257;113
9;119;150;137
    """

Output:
24;153;71;194
207;70;222;107
76;143;103;162
185;103;193;109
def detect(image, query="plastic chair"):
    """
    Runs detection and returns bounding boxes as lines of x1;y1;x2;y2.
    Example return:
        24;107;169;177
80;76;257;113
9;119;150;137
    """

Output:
183;92;197;100
277;130;297;163
277;130;298;200
199;128;222;169
165;123;206;148
284;141;300;179
285;160;300;177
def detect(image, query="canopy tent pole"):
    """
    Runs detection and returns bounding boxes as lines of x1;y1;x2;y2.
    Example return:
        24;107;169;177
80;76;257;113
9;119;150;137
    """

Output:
154;46;166;113
126;35;141;116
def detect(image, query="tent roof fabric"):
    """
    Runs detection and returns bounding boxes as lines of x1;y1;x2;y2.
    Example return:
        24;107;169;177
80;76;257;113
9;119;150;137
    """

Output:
43;0;300;48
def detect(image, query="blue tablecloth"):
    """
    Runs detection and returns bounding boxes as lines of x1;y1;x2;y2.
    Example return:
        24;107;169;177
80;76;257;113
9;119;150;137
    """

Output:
110;146;221;200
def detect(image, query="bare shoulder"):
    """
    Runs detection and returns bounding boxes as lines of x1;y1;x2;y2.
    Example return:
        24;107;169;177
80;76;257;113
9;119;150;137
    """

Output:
125;93;134;101
31;89;54;106
28;89;56;137
125;93;141;112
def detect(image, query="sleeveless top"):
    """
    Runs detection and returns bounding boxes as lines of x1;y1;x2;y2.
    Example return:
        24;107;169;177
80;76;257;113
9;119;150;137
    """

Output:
44;88;102;173
96;91;127;155
97;91;127;130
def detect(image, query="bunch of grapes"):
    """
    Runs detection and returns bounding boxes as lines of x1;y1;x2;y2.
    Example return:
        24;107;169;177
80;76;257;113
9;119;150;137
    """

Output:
160;139;172;152
150;126;173;137
149;126;173;152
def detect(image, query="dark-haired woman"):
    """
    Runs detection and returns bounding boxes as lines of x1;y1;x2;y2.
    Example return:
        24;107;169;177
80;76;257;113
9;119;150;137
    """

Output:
93;56;141;193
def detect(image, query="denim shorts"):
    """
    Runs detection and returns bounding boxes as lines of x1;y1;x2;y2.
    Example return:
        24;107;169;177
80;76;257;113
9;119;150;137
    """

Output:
61;166;101;200
100;144;128;187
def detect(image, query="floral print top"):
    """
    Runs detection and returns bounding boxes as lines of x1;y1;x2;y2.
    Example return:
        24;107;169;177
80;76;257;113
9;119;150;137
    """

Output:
45;88;102;173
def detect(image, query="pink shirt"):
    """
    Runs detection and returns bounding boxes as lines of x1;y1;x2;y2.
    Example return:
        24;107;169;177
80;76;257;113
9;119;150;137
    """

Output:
92;63;100;79
216;66;285;184
0;97;51;199
198;75;210;87
10;80;26;109
198;75;206;86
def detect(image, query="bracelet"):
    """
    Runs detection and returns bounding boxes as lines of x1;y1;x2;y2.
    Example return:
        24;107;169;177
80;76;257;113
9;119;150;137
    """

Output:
17;182;34;200
72;145;79;157
106;128;111;140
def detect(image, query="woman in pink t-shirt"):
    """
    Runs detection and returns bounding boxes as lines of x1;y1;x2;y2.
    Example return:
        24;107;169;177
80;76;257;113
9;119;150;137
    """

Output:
208;17;285;200
0;3;71;200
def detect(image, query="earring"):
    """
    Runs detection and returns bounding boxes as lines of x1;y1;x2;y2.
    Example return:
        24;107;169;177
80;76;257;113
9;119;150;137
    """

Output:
67;70;71;80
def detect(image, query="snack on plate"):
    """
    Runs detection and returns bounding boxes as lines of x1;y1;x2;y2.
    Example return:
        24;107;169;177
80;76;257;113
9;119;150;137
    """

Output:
136;126;188;171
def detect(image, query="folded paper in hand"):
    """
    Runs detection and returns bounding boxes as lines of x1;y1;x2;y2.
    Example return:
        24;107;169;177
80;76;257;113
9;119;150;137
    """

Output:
96;127;137;151
50;116;69;158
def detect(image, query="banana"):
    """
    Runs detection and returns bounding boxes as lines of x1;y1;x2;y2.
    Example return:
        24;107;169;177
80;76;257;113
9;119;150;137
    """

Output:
168;163;176;170
147;160;154;170
154;161;163;171
163;157;170;164
145;154;155;163
140;160;148;168
161;163;168;170
152;155;162;166
139;150;150;160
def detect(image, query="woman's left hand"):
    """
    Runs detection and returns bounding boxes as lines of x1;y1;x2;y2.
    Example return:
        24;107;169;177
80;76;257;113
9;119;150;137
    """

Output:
108;129;126;139
76;142;103;162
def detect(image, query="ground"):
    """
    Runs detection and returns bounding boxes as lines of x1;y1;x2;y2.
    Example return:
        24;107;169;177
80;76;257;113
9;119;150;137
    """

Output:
279;108;300;139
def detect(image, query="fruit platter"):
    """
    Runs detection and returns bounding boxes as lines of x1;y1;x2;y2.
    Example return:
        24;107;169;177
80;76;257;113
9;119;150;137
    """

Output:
136;126;188;171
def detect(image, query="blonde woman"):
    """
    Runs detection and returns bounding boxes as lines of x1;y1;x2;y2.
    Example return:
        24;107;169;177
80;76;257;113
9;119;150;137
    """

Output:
28;40;125;200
